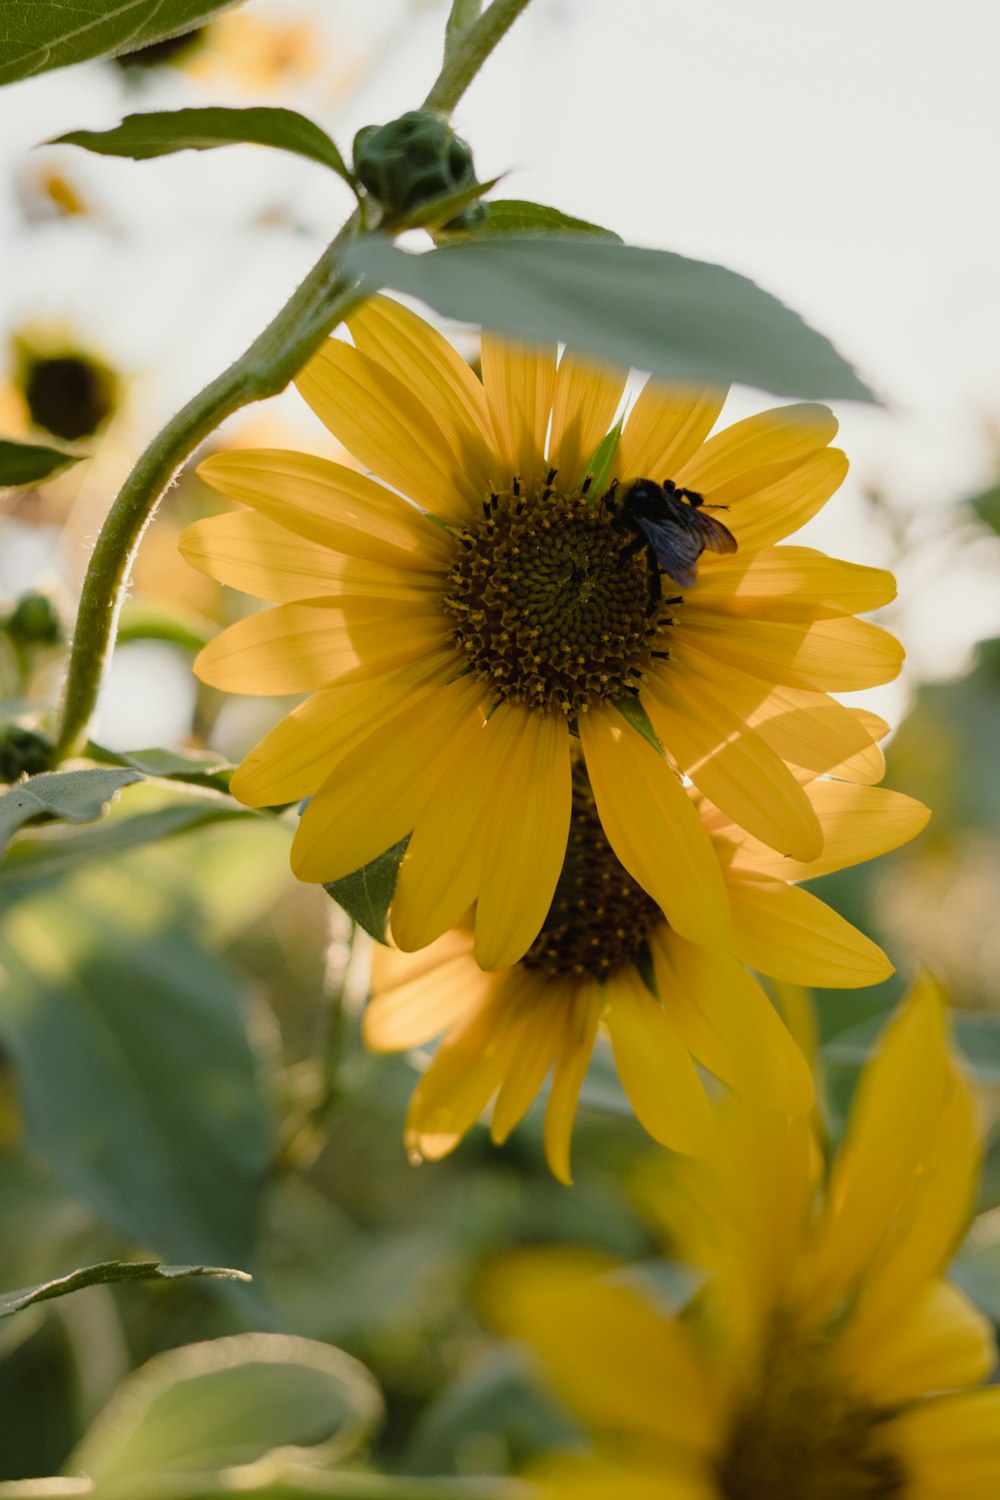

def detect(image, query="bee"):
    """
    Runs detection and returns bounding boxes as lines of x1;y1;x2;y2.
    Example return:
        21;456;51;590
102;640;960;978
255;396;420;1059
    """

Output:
602;477;738;596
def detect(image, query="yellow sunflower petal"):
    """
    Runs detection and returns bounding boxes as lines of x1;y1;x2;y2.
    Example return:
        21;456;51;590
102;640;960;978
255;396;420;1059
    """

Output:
641;663;823;861
196;449;450;566
291;675;488;883
726;873;893;988
296;340;476;520
544;980;602;1186
838;1279;995;1408
675;403;838;503
722;447;849;551
480;333;557;492
548;351;628;486
195;602;448;695
651;928;813;1114
617;382;727;482
346;295;495;491
580;709;729;946
229;653;455;806
604;966;714;1154
490;971;569;1144
692;545;896;621
677;610;904;692
886;1388;1000;1500
488;1247;718;1452
531;1455;715;1500
365;929;485;1051
730;782;931;882
474;708;572;971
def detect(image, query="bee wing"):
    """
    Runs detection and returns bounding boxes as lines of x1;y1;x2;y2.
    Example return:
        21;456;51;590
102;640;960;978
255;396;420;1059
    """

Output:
688;508;738;555
637;517;704;588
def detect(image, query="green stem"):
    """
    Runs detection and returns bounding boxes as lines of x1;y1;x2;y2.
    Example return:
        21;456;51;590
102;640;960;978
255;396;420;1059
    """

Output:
424;0;534;112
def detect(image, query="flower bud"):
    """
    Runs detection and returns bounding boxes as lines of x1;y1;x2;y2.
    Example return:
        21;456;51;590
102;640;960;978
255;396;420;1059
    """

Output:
0;726;53;783
352;110;477;223
5;592;62;648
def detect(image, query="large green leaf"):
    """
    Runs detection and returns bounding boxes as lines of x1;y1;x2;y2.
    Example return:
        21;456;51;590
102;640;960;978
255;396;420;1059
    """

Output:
0;0;240;85
69;1333;382;1488
324;838;409;942
54;108;352;183
0;438;84;487
347;235;874;400
0;1260;249;1320
0;768;142;853
0;881;271;1266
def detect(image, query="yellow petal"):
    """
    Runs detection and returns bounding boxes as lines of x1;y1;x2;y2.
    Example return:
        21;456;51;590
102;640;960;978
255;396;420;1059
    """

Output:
229;653;455;807
731;782;931;882
726;873;893;987
548;350;628;487
347;295;496;491
723;447;849;550
291;675;488;882
652;928;813;1114
531;1455;715;1500
365;929;486;1051
886;1389;1000;1500
839;1279;995;1408
642;663;823;861
296;340;476;520
677;609;904;691
490;971;569;1144
604;966;714;1154
693;545;896;621
544;980;602;1185
580;709;729;946
617;382;727;483
474;708;572;971
194;602;449;695
675;403;838;503
196;449;450;567
480;333;557;492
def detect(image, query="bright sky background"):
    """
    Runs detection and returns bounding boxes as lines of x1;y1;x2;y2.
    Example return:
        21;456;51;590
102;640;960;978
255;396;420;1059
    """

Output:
2;0;1000;743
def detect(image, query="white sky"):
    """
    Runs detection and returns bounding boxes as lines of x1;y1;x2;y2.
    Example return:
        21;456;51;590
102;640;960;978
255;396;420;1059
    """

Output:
2;0;1000;741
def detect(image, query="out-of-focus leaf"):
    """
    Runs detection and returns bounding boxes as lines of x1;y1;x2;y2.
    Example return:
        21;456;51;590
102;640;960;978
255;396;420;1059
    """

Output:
0;884;271;1266
115;602;215;654
69;1333;383;1487
974;1125;1000;1216
0;1;241;85
0;1261;250;1319
54;108;352;183
87;743;231;782
0;769;142;853
467;198;619;241
950;1242;1000;1323
822;1009;1000;1085
324;838;408;942
347;236;875;400
967;480;1000;535
0;438;83;487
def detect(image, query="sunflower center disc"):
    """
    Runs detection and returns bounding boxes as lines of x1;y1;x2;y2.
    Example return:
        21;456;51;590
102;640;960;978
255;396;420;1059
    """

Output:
442;484;672;715
521;768;661;980
717;1330;907;1500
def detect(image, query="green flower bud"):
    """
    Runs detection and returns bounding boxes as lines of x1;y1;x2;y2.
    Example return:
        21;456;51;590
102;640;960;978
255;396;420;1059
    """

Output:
353;110;477;223
6;592;62;648
0;726;53;783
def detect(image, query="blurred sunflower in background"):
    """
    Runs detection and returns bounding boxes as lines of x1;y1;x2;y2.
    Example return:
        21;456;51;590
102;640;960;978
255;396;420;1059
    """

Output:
366;765;928;1179
3;322;118;443
185;297;904;970
493;977;1000;1499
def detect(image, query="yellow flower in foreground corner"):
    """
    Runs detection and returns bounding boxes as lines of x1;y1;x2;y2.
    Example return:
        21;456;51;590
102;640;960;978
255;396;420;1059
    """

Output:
492;977;998;1500
182;296;903;970
367;768;928;1180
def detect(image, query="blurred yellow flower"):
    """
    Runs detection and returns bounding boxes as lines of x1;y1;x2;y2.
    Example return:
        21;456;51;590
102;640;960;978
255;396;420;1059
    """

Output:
493;977;998;1499
366;769;928;1179
185;296;903;969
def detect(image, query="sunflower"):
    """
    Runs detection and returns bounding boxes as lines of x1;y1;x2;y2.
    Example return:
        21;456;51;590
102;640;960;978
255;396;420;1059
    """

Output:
184;296;902;969
365;766;928;1180
492;977;998;1500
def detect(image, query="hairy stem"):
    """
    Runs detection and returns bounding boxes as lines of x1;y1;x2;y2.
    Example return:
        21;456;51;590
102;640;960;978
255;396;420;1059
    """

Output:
424;0;533;112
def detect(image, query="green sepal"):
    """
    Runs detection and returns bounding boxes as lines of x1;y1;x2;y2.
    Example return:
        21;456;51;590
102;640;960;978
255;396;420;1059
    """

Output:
580;416;624;499
612;694;663;754
324;837;409;942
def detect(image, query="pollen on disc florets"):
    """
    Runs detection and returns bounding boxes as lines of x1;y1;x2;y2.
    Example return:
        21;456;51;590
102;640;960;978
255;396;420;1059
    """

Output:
441;478;673;716
717;1324;907;1500
521;768;662;981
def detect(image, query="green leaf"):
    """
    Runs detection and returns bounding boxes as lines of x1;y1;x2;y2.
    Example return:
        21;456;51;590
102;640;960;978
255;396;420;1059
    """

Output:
347;236;874;401
0;438;84;488
580;416;623;497
0;1260;250;1320
87;742;231;781
401;174;502;231
0;768;142;854
69;1333;383;1487
0;882;271;1266
0;0;241;84
470;198;620;241
612;695;663;754
324;837;409;942
53;107;352;183
967;480;1000;535
822;1010;1000;1086
950;1242;1000;1323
